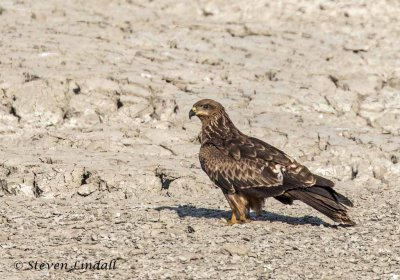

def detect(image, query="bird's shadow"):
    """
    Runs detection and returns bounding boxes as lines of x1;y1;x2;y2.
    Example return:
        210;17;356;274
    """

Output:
155;205;343;227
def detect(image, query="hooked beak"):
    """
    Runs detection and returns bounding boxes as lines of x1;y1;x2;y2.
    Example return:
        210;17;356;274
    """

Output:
189;107;196;119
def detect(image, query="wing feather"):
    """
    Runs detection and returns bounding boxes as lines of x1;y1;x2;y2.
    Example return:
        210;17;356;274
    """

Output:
199;144;283;193
202;121;332;192
206;131;324;189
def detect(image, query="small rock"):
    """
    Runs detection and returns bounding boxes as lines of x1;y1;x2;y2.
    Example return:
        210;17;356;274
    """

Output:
231;255;241;263
187;225;195;233
0;215;10;224
388;77;400;90
222;244;250;256
3;184;36;197
77;183;97;196
178;256;188;262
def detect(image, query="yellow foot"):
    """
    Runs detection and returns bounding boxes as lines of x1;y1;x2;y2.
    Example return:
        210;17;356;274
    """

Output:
226;212;237;226
226;214;251;225
238;217;251;224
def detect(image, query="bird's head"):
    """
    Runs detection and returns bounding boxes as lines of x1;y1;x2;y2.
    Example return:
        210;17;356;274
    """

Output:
189;99;225;122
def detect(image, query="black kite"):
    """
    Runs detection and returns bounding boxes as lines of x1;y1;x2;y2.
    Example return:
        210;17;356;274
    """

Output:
189;99;354;225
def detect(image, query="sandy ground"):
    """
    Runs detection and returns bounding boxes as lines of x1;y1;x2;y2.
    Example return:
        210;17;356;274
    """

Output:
0;0;399;279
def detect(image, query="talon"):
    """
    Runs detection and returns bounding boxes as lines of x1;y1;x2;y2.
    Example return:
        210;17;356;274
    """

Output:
239;216;251;224
226;212;237;225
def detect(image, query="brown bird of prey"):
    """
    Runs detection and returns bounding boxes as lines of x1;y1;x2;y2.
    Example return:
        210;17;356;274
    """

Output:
189;99;354;225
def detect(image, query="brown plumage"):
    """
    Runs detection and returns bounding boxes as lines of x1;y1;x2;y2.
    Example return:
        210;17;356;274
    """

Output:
189;99;355;225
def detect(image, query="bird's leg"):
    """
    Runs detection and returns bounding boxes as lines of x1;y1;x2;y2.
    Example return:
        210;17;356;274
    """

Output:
225;193;251;224
248;197;264;219
238;212;251;223
235;194;251;223
224;193;239;225
228;210;249;225
227;211;237;225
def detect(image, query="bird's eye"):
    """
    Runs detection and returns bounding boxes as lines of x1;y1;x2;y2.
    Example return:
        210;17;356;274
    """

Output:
203;104;209;109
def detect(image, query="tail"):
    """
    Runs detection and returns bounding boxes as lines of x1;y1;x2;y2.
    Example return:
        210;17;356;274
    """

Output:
287;186;355;225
